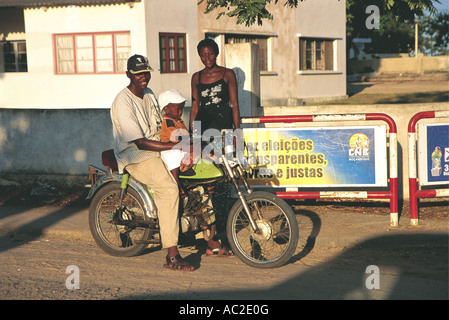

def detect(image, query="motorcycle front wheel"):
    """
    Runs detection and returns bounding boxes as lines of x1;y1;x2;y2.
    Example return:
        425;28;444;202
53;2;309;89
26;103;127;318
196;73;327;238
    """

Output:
89;182;152;257
227;191;299;268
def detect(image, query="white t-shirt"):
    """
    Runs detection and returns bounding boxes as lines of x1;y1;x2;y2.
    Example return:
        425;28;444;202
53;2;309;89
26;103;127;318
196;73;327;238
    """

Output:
110;87;163;173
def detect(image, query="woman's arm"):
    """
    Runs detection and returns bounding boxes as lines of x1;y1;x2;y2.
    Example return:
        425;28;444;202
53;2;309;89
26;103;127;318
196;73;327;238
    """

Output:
225;68;241;130
190;72;200;131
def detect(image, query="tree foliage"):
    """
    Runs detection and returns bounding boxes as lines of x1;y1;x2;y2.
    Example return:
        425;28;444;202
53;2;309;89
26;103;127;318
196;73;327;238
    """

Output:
365;12;416;54
198;0;438;27
346;0;439;38
198;0;299;26
198;0;443;55
421;11;449;55
346;0;441;55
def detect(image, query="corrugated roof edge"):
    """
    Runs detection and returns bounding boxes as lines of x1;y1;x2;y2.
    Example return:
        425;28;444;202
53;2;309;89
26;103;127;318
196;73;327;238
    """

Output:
0;0;139;8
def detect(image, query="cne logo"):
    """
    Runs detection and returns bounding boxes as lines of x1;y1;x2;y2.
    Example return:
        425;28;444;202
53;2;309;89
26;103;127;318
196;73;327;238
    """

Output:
349;133;370;161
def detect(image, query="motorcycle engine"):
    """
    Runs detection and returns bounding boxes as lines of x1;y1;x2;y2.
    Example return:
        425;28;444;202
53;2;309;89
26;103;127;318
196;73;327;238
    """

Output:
180;186;216;234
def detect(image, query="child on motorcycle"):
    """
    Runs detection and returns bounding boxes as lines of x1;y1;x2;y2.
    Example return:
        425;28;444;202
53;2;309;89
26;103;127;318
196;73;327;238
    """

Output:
160;88;235;258
159;89;196;201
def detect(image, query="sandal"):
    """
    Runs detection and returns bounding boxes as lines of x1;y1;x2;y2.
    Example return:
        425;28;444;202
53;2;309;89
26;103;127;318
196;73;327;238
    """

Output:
206;245;234;257
163;254;195;271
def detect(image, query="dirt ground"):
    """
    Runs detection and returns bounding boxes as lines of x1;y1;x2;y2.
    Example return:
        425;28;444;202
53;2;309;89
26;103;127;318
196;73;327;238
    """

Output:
0;230;446;301
0;182;447;301
0;172;447;301
348;79;449;95
319;74;449;105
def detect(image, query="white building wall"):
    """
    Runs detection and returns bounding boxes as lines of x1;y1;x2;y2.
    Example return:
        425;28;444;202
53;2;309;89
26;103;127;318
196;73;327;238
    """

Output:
143;0;201;105
295;0;347;101
0;3;147;109
0;1;205;109
0;0;347;109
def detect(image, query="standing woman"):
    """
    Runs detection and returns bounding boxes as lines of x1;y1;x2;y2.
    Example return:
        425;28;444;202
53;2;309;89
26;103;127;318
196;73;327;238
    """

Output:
190;38;241;134
190;38;240;257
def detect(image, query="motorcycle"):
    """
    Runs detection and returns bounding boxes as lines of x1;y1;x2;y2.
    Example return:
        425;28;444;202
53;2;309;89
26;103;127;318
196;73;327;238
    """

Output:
86;139;299;269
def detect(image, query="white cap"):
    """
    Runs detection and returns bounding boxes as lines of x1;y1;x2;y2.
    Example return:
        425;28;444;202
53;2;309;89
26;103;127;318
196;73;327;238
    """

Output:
158;89;186;109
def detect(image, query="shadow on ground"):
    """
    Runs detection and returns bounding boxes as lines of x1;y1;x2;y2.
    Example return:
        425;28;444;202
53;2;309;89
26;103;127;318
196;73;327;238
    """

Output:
123;205;448;300
125;232;449;300
0;185;89;253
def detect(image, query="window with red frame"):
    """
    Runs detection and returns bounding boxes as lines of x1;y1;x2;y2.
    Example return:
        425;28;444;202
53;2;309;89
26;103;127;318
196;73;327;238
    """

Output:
159;33;187;73
54;32;131;74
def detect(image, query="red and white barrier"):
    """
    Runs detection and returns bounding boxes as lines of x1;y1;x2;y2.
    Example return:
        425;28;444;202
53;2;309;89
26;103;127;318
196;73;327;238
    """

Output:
408;111;449;226
242;113;399;226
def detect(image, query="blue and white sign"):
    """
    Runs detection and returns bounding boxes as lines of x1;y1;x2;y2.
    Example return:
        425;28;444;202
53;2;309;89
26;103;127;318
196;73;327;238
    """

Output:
418;123;449;185
243;126;388;187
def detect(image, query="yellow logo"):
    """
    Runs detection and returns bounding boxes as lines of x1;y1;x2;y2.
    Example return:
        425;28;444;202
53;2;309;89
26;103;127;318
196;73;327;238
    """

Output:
349;133;370;160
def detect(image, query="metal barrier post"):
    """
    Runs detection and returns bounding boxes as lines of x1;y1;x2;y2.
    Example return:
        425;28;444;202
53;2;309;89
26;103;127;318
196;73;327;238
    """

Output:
242;113;399;226
408;111;449;226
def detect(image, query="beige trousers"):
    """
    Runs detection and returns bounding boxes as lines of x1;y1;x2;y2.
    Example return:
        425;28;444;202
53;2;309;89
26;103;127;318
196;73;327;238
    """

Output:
126;157;179;249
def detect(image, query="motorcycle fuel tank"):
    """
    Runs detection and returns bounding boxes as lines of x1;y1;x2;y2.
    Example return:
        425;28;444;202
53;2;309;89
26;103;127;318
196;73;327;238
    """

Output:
179;158;223;180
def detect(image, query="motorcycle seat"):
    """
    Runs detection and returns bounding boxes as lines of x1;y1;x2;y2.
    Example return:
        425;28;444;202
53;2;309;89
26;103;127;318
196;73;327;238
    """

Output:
102;149;118;171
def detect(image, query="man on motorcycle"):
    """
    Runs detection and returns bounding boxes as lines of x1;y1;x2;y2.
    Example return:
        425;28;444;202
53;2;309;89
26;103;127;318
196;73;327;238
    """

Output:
110;54;195;271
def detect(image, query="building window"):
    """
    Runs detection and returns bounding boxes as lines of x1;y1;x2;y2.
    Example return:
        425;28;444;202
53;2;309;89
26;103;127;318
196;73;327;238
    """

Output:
300;38;334;71
53;31;131;74
159;33;187;73
225;34;269;72
1;40;27;72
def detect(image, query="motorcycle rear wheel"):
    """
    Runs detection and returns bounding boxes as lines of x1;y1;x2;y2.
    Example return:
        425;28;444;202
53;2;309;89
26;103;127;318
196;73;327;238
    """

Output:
89;182;152;257
227;191;299;268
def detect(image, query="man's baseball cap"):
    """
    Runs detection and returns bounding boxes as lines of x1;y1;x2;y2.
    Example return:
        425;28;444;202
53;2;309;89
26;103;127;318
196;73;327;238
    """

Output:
127;54;154;74
159;89;186;109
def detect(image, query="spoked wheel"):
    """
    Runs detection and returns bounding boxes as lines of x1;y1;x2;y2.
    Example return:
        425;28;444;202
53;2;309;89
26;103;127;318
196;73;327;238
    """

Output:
89;182;153;257
227;191;299;268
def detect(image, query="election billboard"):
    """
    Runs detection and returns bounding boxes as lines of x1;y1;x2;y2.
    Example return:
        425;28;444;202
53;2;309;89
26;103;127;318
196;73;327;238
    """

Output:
243;126;388;187
418;123;449;186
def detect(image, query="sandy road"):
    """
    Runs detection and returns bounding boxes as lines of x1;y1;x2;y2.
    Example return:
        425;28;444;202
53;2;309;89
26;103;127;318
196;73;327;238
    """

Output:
1;227;447;302
348;79;449;95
